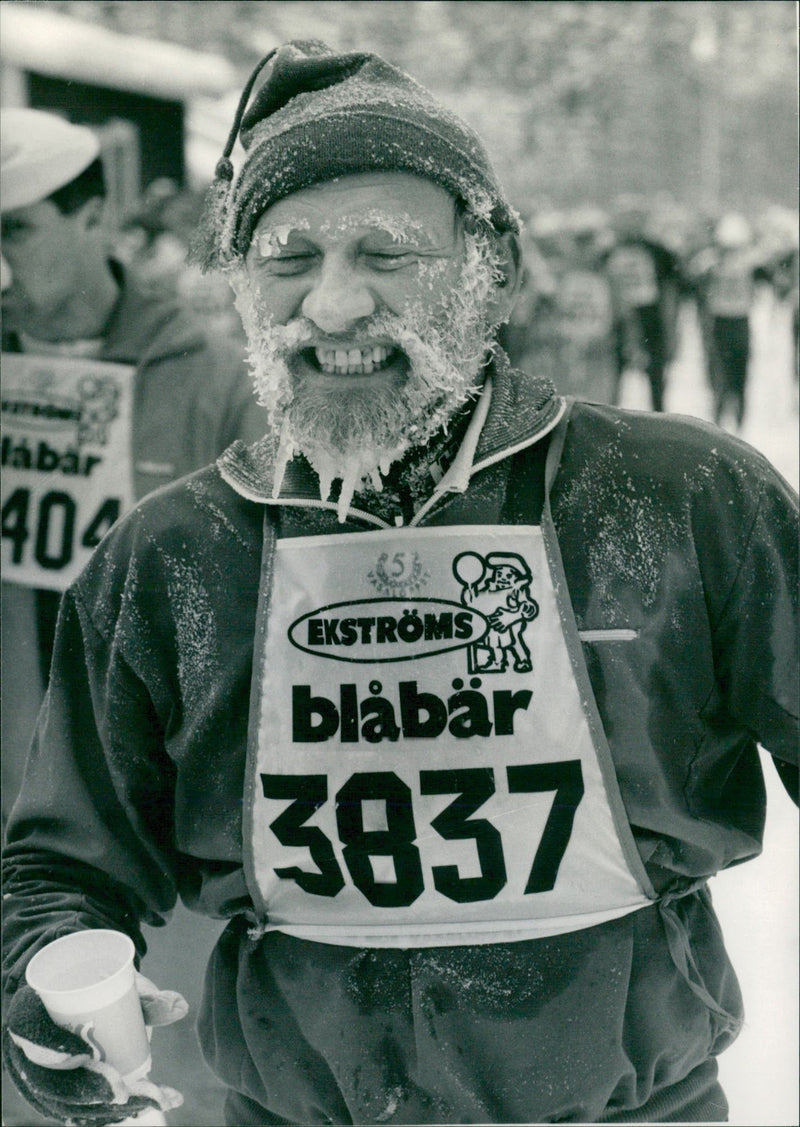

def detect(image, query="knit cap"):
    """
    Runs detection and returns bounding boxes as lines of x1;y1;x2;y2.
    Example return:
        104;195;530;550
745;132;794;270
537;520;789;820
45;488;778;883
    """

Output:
195;40;518;269
1;108;100;213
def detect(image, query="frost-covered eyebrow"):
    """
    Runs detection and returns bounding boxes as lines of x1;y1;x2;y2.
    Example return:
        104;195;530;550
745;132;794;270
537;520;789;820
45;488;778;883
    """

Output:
252;221;309;248
319;211;430;240
253;209;456;250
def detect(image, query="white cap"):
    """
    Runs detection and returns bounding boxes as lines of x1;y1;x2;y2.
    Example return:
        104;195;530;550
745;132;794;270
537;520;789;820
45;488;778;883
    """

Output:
1;108;101;213
715;212;752;249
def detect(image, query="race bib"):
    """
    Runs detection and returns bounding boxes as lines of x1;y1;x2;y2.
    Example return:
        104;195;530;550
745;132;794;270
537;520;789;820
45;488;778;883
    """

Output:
607;246;659;307
248;525;653;946
1;354;136;591
558;269;614;341
708;257;753;317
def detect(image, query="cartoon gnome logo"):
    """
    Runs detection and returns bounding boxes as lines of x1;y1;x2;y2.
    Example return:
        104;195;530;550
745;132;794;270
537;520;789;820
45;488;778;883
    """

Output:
76;375;120;446
453;551;539;674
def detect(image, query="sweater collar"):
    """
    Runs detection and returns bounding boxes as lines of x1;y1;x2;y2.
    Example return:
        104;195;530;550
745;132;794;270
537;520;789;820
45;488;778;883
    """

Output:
218;351;565;521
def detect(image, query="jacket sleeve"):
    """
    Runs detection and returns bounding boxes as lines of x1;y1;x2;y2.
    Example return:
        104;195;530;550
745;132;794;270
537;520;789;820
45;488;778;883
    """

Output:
696;451;799;797
2;583;180;1007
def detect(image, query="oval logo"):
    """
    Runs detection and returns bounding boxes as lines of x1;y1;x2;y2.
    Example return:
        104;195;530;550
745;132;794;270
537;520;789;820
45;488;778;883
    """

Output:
2;392;80;433
289;597;489;664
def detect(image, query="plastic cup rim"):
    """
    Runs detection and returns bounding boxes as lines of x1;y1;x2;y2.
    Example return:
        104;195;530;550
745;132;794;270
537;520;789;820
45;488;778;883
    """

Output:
25;928;136;1000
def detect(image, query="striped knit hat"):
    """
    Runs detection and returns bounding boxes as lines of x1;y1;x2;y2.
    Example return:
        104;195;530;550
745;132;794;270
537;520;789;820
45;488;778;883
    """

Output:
193;40;518;270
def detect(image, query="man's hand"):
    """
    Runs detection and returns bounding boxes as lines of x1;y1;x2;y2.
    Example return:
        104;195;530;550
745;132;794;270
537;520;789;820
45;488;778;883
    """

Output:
3;973;186;1126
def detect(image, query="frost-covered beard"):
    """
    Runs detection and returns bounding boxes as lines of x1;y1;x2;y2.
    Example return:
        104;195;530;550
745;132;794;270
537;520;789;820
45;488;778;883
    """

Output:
230;230;502;519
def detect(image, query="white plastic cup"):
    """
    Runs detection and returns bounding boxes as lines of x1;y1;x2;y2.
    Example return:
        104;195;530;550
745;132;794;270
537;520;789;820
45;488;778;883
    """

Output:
25;929;151;1082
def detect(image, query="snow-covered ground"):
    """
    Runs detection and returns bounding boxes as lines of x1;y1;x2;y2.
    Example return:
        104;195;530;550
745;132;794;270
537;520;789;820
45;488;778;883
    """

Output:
619;288;799;1127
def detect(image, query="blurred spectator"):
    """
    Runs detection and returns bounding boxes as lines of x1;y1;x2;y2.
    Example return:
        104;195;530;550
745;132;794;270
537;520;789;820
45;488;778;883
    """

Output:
502;207;618;405
498;218;559;379
119;177;193;287
601;194;685;412
549;208;617;402
771;243;799;383
115;179;244;341
686;211;763;430
753;208;799;387
1;109;266;824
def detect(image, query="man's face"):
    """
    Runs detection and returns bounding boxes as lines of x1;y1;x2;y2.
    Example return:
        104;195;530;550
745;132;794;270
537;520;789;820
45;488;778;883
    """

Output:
1;200;88;338
233;172;504;511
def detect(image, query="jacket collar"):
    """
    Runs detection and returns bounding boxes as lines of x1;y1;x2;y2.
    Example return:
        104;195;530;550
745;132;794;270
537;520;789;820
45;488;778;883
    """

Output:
218;351;565;523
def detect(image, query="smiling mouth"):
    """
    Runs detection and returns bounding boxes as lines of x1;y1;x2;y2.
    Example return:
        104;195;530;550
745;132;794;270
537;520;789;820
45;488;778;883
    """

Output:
301;344;404;377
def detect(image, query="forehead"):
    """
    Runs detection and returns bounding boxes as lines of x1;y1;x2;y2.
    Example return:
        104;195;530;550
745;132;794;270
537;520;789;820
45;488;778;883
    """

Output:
252;172;458;240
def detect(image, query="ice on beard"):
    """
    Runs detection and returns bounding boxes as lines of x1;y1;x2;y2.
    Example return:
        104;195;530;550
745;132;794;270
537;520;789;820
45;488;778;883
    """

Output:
235;228;502;519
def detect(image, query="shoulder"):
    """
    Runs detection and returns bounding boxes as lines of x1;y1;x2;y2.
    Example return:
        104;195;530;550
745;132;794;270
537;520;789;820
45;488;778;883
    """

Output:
130;460;264;542
551;402;797;619
560;400;796;510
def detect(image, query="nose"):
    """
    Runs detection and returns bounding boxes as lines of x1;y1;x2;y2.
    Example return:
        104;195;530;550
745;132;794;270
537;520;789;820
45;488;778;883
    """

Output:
301;256;375;333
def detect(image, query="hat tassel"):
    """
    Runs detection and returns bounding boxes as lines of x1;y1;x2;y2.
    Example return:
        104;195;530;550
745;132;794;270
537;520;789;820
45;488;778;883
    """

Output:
189;49;278;270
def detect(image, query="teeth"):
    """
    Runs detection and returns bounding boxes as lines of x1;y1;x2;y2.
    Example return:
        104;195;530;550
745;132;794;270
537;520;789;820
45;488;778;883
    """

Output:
314;345;391;375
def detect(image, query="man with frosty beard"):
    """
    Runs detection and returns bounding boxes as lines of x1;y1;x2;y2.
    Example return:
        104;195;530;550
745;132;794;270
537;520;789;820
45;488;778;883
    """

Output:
3;41;798;1127
230;173;511;520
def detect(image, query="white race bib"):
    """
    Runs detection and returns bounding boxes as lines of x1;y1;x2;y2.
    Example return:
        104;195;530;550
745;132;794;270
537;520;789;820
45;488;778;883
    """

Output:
559;269;614;341
607;246;659;307
1;353;136;591
708;257;753;317
247;525;653;947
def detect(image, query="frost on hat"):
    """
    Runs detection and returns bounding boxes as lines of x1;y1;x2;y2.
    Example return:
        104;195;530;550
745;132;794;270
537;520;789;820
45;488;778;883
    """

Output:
193;40;519;270
1;108;100;213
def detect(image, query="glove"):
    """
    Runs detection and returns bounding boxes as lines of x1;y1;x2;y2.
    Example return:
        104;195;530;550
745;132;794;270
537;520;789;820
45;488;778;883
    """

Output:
3;971;187;1126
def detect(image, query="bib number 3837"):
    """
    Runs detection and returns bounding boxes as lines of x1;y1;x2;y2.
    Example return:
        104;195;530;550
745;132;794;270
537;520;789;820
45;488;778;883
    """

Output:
261;761;584;907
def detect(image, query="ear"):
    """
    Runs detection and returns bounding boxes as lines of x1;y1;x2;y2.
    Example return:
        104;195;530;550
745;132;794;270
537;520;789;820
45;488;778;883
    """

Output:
486;230;523;325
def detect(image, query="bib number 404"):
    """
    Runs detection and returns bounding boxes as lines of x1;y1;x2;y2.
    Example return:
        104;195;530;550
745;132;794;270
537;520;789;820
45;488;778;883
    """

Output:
2;488;120;571
261;763;584;908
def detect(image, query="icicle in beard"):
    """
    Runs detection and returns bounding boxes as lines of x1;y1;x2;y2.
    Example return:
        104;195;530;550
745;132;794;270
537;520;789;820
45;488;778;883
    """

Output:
230;228;503;520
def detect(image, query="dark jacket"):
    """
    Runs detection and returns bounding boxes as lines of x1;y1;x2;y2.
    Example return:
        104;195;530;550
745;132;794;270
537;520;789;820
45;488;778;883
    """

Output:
3;361;797;1121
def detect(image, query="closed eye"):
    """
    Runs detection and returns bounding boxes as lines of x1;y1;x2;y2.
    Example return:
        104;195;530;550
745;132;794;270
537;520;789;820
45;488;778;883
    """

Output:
258;253;318;276
362;251;416;271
